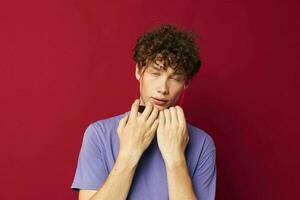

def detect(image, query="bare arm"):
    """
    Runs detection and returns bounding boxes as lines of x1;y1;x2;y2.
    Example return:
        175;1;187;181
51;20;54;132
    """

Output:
79;151;141;200
165;155;197;200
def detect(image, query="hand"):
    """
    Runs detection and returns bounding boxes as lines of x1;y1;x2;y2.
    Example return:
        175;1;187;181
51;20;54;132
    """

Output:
117;99;159;161
157;106;189;165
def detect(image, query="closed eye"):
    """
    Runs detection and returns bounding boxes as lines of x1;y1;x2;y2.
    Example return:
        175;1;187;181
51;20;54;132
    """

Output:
171;76;184;81
151;72;160;76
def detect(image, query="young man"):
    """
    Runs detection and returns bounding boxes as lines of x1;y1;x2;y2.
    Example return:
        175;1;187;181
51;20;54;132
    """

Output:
71;25;216;200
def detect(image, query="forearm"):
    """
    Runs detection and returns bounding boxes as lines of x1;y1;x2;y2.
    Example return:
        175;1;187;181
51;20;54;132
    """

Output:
165;155;197;200
90;151;141;200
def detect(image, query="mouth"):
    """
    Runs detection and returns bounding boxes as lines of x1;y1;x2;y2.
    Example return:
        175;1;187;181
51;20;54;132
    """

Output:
151;97;168;106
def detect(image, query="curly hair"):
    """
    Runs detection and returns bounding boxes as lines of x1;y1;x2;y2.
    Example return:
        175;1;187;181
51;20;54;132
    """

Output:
133;24;201;81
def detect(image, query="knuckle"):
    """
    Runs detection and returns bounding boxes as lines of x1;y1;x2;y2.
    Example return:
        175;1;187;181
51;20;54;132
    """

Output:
147;103;153;109
176;106;183;112
178;125;184;131
131;104;136;110
138;117;146;123
132;100;139;107
174;123;179;129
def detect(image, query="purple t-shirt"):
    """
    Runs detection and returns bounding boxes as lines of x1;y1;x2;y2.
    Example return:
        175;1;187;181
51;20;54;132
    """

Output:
71;111;216;200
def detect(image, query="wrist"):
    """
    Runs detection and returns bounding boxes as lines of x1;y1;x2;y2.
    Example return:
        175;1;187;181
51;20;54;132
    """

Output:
164;153;186;168
118;149;142;167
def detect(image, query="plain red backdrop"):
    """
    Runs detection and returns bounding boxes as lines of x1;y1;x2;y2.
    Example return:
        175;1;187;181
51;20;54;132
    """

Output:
0;0;299;199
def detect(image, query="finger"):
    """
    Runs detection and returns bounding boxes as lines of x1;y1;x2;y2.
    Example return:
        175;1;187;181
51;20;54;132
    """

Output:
129;99;140;121
159;110;165;128
175;106;186;127
150;119;159;134
118;114;129;131
147;106;159;125
164;109;171;127
140;102;154;121
145;119;158;143
169;107;178;126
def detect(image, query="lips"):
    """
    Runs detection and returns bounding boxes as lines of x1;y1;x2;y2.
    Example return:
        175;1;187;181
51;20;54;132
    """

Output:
151;97;168;106
152;97;168;102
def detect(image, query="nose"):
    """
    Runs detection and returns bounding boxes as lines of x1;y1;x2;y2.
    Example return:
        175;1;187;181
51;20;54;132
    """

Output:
157;77;169;95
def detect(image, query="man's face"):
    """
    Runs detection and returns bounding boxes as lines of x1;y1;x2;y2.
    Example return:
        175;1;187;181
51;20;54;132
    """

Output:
135;60;189;111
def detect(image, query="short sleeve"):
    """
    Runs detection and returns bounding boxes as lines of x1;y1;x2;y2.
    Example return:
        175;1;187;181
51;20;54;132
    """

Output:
71;124;109;191
193;136;217;200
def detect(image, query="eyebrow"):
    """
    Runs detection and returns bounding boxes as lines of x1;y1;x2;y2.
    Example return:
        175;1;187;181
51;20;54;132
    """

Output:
149;65;162;71
149;65;184;77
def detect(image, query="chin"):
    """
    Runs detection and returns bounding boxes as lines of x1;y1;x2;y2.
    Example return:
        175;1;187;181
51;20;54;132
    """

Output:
153;104;167;111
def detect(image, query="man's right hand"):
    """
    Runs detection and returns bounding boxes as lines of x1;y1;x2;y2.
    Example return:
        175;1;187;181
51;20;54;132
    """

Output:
117;99;159;161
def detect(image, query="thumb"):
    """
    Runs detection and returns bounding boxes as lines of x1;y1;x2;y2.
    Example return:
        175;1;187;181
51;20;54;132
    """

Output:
118;115;129;130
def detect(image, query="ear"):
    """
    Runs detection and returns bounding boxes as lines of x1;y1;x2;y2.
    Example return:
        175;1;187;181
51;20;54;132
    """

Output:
184;80;190;90
135;64;141;80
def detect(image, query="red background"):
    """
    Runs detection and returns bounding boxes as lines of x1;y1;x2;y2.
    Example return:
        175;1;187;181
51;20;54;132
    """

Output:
0;0;299;199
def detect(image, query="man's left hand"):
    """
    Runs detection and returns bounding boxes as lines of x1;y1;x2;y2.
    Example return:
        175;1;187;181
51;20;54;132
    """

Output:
157;106;189;165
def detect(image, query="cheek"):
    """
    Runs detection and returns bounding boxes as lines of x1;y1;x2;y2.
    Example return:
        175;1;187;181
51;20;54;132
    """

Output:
140;77;153;97
169;86;184;102
170;84;184;96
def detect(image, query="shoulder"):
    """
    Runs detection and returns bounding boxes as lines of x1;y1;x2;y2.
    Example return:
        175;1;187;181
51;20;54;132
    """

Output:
83;111;129;142
187;123;216;154
90;111;129;131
